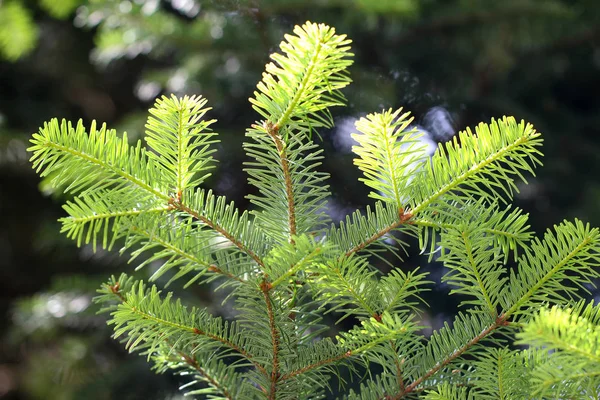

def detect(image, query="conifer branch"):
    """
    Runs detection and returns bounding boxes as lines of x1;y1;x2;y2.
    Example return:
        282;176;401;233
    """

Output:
31;20;600;400
274;37;322;130
174;200;266;269
261;280;280;399
411;135;533;215
344;209;412;257
390;341;406;393
412;218;524;244
504;230;594;317
64;205;170;225
279;351;351;381
103;279;268;376
176;350;235;400
128;224;246;284
33;125;168;200
265;121;297;243
399;315;508;398
270;243;323;288
457;231;496;315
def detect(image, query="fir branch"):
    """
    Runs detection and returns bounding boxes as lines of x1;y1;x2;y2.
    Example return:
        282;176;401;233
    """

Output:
341;117;541;258
439;225;504;315
518;302;600;361
283;313;417;381
145;94;218;197
30;19;600;400
329;201;414;258
390;340;406;393
178;189;268;269
400;314;509;399
265;121;297;242
172;347;235;400
124;221;247;285
310;255;380;320
29;116;267;274
411;117;542;213
245;111;332;244
29;118;167;198
411;199;531;261
502;219;600;318
267;235;326;288
250;21;353;136
97;277;268;376
352;108;424;208
261;281;281;400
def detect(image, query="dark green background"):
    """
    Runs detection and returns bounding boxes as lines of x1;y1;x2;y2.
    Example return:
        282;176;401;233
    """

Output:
0;0;599;398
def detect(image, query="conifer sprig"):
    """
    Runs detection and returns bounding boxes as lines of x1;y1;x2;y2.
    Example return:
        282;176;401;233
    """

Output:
145;94;218;198
517;301;600;398
245;22;353;245
352;108;425;208
29;20;600;400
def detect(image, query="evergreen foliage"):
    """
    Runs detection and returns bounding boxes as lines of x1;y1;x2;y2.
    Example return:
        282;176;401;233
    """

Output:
29;21;600;399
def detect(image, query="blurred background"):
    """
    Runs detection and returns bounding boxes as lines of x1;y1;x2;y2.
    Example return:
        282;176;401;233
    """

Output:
0;0;599;398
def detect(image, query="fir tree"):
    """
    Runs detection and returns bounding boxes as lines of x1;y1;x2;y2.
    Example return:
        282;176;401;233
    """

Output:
28;21;600;399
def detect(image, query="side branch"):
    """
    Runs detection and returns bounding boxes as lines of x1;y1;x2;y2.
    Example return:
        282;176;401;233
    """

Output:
280;351;352;381
345;209;412;257
504;237;592;317
175;201;265;269
390;340;406;393
64;205;170;224
411;136;531;215
176;348;234;400
130;225;247;284
396;315;509;398
106;281;266;376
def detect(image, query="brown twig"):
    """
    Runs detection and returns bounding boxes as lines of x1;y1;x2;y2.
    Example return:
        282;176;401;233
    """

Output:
261;279;280;399
264;120;297;243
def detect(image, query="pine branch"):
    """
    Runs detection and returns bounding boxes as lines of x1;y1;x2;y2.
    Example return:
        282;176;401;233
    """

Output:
96;275;268;376
352;108;425;208
250;21;353;135
339;117;540;259
399;312;509;397
145;94;218;198
261;282;281;400
179;189;269;269
329;201;415;257
501;219;600;318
